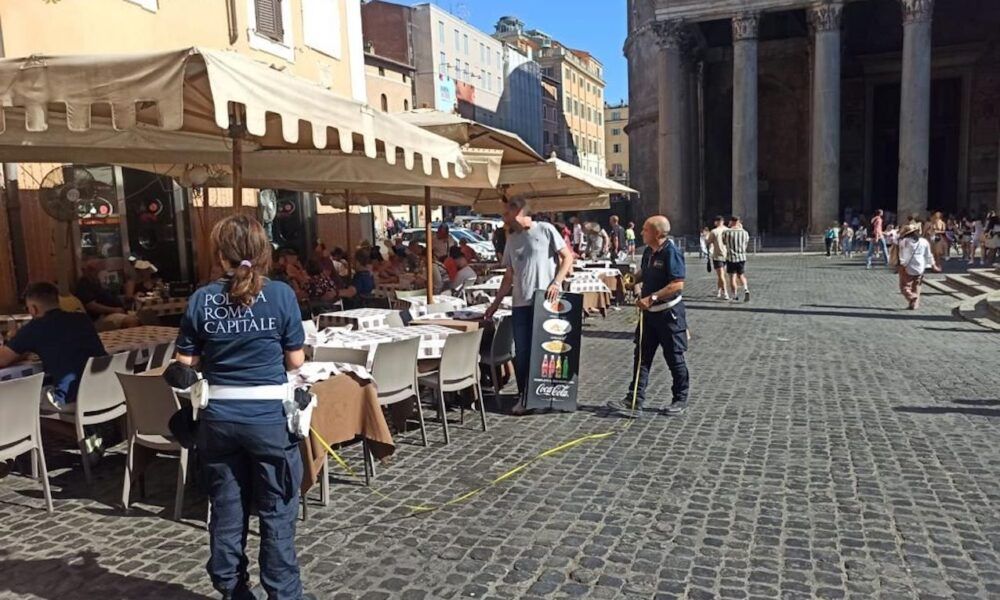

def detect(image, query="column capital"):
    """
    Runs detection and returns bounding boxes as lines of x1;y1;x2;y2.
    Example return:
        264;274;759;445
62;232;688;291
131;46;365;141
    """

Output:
651;19;692;51
731;12;760;42
808;3;843;33
900;0;934;24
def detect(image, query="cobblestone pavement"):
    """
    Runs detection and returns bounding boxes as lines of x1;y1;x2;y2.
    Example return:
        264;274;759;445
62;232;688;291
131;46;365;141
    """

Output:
2;255;1000;600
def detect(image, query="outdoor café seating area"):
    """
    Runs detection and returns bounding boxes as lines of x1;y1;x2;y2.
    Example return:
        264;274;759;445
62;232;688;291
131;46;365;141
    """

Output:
0;47;634;519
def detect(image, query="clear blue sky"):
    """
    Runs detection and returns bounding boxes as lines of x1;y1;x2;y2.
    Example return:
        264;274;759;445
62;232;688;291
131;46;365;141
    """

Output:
404;0;629;104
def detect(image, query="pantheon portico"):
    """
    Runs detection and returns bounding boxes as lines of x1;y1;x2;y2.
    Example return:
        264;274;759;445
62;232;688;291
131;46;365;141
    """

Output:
625;0;1000;235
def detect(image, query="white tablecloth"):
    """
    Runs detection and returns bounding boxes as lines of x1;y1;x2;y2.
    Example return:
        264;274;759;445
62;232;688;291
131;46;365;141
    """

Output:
399;295;468;315
134;296;188;317
565;280;613;294
312;324;458;360
288;361;374;386
316;308;397;331
0;326;178;383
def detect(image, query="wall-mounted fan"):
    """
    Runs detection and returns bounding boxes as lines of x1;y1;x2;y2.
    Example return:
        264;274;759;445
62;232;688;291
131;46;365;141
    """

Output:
38;165;99;222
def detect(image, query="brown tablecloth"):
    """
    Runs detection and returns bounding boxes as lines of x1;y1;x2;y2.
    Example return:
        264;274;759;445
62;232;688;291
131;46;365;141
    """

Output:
581;291;612;315
600;275;626;304
302;373;394;494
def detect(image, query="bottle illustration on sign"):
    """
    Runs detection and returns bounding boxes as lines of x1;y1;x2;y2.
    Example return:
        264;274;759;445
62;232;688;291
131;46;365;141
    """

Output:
553;356;562;380
561;356;570;379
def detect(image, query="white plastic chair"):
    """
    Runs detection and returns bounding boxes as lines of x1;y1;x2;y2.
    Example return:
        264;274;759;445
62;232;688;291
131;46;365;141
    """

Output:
0;374;53;512
384;310;406;328
372;337;426;448
147;341;175;371
42;352;130;484
419;329;486;444
117;372;187;520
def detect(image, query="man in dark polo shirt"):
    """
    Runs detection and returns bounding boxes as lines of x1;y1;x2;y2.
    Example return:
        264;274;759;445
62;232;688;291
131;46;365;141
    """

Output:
607;216;690;417
0;282;107;411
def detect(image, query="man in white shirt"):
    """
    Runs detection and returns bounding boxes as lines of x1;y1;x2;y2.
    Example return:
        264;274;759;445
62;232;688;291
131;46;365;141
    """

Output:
571;217;584;254
705;216;729;299
486;195;574;412
896;222;939;310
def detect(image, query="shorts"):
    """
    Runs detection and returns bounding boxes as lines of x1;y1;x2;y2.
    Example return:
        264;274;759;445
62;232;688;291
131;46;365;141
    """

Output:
726;261;746;275
711;260;726;270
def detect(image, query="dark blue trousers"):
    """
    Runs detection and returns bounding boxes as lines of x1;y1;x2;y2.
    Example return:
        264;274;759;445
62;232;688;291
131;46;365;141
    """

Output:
198;420;303;600
626;304;690;408
511;304;535;401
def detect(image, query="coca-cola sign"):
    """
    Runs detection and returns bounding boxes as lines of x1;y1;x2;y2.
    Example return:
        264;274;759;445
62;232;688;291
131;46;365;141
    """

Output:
535;383;571;398
525;291;584;412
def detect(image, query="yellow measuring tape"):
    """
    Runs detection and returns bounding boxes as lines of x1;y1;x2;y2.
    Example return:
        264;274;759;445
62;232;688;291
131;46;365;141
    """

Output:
310;309;647;516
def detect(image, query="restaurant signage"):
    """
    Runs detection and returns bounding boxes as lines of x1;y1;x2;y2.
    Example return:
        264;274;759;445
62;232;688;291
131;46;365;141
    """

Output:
524;291;583;412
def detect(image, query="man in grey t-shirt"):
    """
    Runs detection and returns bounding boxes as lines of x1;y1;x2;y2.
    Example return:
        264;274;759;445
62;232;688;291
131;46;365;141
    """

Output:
486;195;574;412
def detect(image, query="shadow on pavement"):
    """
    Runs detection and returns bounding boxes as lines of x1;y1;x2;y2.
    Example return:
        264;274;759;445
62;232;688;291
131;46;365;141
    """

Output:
0;550;211;600
892;406;1000;418
920;326;996;333
686;302;956;322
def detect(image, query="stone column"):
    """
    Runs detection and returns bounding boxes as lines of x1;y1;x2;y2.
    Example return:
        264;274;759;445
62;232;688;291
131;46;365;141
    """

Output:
653;20;691;233
808;3;843;233
732;12;759;234
897;0;934;219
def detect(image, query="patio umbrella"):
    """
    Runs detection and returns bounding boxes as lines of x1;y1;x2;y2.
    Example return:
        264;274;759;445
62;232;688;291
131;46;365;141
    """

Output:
0;48;487;206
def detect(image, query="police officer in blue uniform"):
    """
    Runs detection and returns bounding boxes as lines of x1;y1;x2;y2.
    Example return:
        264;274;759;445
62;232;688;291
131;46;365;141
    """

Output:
176;215;314;600
607;215;690;417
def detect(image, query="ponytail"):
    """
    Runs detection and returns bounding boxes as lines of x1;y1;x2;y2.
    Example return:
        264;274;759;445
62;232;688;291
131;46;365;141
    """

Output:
228;260;263;307
210;215;271;307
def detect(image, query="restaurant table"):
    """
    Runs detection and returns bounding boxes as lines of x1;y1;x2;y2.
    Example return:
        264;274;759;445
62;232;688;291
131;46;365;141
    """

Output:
564;281;612;316
301;370;394;496
0;325;178;383
311;324;459;360
133;295;188;317
398;294;468;315
316;308;397;331
0;314;31;340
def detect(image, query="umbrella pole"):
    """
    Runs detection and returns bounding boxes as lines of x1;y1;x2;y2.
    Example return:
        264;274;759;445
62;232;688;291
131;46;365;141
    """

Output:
425;186;433;306
230;107;245;212
345;190;352;277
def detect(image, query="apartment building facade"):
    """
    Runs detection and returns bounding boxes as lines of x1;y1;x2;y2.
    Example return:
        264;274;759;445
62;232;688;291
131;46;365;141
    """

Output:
495;16;606;176
604;102;629;185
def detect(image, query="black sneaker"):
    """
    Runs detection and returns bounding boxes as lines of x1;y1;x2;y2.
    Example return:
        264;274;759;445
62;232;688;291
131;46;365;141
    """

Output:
664;403;687;416
606;398;644;417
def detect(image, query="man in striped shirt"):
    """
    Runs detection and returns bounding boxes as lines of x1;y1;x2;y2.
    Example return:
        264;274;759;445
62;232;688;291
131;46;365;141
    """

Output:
722;216;751;302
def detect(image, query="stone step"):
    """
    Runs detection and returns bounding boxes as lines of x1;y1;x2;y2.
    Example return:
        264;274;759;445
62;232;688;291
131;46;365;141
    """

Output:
966;268;1000;290
952;295;1000;332
922;277;972;301
944;273;993;296
987;291;1000;320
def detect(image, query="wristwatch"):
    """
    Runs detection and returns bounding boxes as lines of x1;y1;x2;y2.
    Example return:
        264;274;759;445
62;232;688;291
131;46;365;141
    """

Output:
650;294;659;304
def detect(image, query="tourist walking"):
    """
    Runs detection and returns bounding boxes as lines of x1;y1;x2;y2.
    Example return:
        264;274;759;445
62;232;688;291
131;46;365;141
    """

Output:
840;222;855;258
705;215;729;300
824;222;838;257
722;216;751;302
485;195;574;413
866;209;889;269
176;215;313;599
895;221;939;310
606;216;688;417
608;215;627;263
625;222;637;259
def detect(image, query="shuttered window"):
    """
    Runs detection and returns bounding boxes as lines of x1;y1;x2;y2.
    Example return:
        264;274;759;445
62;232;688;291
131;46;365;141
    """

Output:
255;0;284;42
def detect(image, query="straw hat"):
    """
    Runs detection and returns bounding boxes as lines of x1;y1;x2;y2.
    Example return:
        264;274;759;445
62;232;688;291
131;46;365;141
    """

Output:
898;222;921;238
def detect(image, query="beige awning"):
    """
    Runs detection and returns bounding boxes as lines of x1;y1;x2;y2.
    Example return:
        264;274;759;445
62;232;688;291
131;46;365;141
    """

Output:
396;109;544;165
0;48;485;187
319;157;637;212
